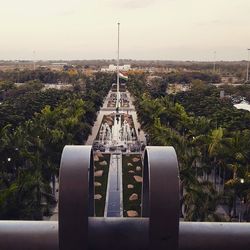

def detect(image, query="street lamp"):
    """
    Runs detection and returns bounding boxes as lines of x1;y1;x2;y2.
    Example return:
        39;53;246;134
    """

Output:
33;50;36;71
213;51;216;74
246;49;250;83
239;178;245;222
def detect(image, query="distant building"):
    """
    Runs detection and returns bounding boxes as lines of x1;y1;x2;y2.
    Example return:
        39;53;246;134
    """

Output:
49;62;68;71
220;90;225;99
147;75;162;81
14;82;73;90
136;67;177;73
167;83;191;94
51;62;68;66
43;84;72;90
101;64;131;72
221;76;239;84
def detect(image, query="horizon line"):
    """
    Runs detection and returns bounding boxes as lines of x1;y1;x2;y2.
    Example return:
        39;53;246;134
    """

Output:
0;59;249;63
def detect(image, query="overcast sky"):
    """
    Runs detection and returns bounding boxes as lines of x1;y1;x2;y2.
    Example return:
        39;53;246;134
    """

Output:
1;0;250;61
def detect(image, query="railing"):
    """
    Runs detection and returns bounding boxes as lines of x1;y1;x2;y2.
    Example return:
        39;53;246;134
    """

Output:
0;146;249;250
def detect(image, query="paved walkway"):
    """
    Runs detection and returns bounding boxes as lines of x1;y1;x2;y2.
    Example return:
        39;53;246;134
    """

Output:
86;90;146;145
86;112;105;145
49;89;145;220
86;91;115;145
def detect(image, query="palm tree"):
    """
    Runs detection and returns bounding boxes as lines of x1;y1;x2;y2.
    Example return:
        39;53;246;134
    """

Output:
224;130;250;219
183;181;221;221
208;127;225;191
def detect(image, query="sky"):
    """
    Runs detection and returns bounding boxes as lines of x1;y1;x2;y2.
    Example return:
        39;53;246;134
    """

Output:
0;0;250;61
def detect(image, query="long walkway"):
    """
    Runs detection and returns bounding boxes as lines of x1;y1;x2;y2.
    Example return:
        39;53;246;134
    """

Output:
48;89;145;220
86;90;146;145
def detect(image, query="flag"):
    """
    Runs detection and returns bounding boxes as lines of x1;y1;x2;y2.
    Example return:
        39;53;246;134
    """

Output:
119;72;128;80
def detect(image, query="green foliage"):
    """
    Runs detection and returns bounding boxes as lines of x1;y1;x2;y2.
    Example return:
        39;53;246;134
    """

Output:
0;68;82;84
122;154;142;216
128;73;250;222
0;81;15;91
0;72;112;219
0;89;72;127
94;154;111;217
174;86;250;130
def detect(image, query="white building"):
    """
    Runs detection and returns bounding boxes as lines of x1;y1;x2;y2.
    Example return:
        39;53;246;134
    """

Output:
101;64;131;72
167;83;191;94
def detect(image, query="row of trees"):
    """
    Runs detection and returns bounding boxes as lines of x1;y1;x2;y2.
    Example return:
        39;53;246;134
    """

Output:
147;72;221;99
174;83;250;131
0;88;74;128
0;72;114;219
128;72;250;221
0;68;82;84
0;98;90;219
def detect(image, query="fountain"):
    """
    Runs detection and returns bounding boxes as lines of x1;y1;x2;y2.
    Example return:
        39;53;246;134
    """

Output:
98;114;135;151
121;120;133;142
99;122;112;145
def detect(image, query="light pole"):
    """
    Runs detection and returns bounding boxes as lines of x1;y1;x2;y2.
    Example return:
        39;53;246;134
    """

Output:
239;178;245;222
246;49;250;83
17;60;20;83
213;51;216;74
33;50;36;71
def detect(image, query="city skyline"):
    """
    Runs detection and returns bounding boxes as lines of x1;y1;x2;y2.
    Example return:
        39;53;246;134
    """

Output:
1;0;250;61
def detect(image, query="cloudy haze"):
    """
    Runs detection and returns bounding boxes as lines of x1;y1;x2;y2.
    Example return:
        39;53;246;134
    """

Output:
0;0;250;60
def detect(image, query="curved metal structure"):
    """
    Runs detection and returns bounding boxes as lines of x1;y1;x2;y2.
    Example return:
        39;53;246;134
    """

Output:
142;146;180;250
0;146;250;250
1;220;250;250
59;145;94;250
58;145;179;250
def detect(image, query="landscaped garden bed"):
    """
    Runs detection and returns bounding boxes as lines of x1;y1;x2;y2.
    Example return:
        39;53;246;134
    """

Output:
94;152;111;216
122;154;143;217
107;92;129;108
111;84;126;92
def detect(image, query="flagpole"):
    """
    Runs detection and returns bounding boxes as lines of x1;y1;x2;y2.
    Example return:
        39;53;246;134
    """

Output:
116;22;120;110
